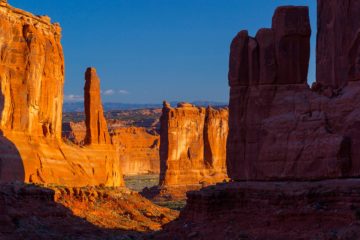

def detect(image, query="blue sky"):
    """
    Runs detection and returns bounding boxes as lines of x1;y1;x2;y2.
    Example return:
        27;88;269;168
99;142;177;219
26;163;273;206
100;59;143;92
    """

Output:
11;0;316;104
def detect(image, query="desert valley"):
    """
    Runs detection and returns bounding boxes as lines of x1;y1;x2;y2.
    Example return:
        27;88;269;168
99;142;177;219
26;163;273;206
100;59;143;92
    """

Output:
2;0;360;239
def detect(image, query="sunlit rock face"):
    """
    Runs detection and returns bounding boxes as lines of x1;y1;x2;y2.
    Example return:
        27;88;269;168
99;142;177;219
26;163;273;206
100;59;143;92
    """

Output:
111;127;160;175
62;121;86;145
159;102;228;186
0;2;64;139
0;2;123;187
227;4;360;181
84;68;111;145
62;120;161;176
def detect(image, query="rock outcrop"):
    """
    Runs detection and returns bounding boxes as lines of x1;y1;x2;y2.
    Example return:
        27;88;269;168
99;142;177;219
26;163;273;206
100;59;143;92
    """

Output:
62;121;86;145
226;4;360;181
111;127;160;175
0;2;64;139
0;2;123;187
317;0;360;89
84;68;111;145
160;102;228;186
157;180;360;240
62;122;160;176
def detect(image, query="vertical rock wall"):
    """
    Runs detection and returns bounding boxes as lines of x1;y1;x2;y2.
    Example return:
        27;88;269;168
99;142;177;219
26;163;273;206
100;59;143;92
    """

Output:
0;2;123;187
227;3;360;181
160;102;228;186
0;2;64;139
317;0;360;89
111;127;160;175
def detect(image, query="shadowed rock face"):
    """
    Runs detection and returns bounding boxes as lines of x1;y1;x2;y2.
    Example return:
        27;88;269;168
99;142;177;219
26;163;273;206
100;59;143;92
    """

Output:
159;102;228;186
317;0;360;89
227;4;360;181
0;2;123;187
157;180;360;240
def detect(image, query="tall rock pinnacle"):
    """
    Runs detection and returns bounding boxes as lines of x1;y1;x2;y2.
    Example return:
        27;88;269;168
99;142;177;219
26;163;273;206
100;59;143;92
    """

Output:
84;68;111;145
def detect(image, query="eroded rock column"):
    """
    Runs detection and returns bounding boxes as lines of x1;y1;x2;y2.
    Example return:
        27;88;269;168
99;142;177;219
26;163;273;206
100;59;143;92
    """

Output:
84;68;111;145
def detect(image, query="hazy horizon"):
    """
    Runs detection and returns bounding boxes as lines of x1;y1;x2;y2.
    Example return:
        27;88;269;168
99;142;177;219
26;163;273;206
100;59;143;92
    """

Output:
11;0;316;104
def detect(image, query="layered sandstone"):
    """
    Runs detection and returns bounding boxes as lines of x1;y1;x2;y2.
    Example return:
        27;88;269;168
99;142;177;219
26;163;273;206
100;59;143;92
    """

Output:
0;2;123;187
160;102;228;186
111;127;160;175
0;2;64;139
227;4;360;181
62;122;161;175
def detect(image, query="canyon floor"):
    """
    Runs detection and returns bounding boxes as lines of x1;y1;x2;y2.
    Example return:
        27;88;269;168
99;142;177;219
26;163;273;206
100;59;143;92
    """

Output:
3;179;360;240
0;182;178;240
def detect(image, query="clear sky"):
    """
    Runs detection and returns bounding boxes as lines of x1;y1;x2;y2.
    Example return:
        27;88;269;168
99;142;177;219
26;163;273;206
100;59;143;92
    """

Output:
10;0;316;104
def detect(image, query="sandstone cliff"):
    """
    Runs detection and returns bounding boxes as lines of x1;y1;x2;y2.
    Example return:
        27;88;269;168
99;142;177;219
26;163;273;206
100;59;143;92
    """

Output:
111;127;160;175
62;121;86;145
0;2;123;187
160;102;228;186
0;2;64;139
317;0;360;89
227;4;360;181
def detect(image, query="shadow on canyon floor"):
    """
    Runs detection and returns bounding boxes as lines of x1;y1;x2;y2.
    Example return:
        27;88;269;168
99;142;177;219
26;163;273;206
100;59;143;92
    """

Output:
0;183;180;240
0;130;25;183
0;88;25;183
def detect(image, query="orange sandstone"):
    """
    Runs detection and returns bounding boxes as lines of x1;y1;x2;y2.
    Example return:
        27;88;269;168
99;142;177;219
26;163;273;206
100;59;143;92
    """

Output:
111;127;160;175
159;102;228;187
0;2;123;187
84;68;111;145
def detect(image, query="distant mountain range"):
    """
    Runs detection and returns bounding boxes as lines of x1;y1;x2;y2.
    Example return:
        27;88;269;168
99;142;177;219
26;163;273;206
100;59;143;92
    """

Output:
63;101;228;112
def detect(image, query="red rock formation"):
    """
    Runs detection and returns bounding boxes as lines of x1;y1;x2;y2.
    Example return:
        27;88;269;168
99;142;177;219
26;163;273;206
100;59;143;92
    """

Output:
226;3;360;181
62;122;160;176
204;107;228;172
317;0;360;89
160;102;228;187
0;2;123;187
111;127;160;175
0;2;64;139
227;6;310;180
157;180;360;240
84;68;111;145
62;121;86;145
